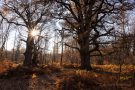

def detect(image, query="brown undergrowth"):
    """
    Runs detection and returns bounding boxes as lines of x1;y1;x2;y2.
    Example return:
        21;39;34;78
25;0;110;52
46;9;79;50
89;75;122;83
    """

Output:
56;64;135;90
0;61;134;90
0;60;18;73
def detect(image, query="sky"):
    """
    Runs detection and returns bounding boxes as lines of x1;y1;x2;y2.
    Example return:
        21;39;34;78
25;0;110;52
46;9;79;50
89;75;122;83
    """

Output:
5;21;61;54
1;14;135;51
1;0;135;52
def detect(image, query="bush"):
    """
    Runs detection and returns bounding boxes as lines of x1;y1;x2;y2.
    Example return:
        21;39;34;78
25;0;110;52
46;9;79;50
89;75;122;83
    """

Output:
0;60;16;73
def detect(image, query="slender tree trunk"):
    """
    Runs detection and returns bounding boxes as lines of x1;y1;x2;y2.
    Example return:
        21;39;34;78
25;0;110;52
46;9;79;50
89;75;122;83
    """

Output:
14;40;21;62
60;42;63;66
119;54;122;82
60;36;64;66
12;31;17;61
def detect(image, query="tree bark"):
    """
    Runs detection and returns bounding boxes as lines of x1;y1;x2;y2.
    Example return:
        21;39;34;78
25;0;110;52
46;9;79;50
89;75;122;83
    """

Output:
23;34;34;66
79;47;92;70
60;34;64;66
78;32;92;70
32;51;38;67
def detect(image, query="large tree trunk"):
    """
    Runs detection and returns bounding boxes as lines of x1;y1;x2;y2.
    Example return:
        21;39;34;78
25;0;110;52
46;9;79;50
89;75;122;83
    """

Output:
32;51;38;67
78;32;92;70
32;45;39;67
23;35;34;67
79;46;92;70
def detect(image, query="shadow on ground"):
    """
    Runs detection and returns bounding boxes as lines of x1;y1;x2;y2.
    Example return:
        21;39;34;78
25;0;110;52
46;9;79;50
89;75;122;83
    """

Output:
0;66;60;90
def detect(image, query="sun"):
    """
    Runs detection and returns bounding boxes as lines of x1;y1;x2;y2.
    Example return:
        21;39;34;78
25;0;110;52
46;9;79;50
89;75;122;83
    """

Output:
30;29;39;37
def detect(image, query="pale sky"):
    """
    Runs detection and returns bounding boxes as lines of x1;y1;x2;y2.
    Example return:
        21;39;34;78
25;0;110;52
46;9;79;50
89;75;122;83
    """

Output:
0;0;135;50
5;21;61;54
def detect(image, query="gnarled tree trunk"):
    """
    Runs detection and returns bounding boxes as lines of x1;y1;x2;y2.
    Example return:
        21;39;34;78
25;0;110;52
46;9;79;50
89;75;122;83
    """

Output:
78;31;92;70
23;34;34;66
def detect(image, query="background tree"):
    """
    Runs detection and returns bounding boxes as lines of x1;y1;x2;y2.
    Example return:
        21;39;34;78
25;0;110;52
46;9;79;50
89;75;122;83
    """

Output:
0;18;11;60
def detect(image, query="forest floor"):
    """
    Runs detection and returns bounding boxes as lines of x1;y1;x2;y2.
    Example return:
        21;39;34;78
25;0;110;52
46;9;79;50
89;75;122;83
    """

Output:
0;60;134;90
